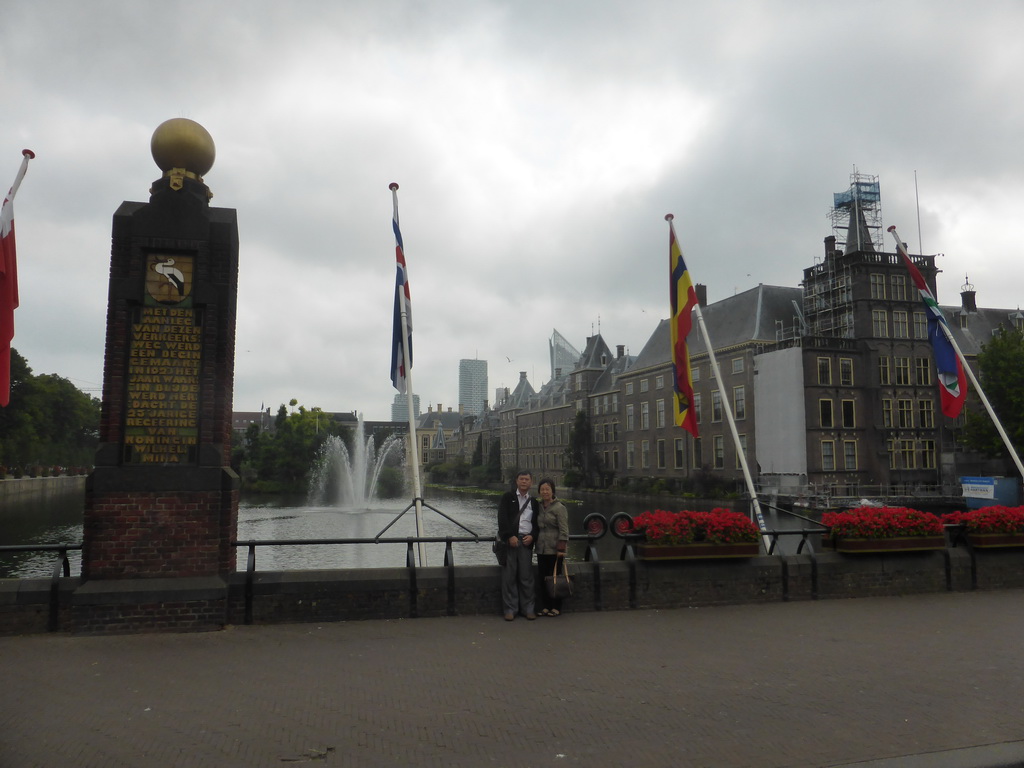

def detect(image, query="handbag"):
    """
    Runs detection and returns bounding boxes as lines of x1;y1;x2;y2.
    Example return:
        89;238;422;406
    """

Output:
544;557;573;600
492;539;508;567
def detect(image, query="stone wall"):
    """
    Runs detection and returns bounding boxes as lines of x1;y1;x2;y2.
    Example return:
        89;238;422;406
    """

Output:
3;545;1024;635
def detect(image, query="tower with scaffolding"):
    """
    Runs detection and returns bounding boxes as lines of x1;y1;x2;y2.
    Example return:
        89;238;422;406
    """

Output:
803;171;882;339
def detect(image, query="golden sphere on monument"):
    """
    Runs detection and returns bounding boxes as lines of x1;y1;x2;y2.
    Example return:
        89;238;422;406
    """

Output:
150;118;216;176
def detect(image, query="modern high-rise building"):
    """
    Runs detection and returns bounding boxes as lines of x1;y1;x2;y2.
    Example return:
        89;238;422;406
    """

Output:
550;329;581;381
458;358;488;415
390;393;421;422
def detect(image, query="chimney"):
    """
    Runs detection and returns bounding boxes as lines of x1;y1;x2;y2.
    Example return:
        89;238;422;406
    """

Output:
519;371;527;381
437;403;442;413
695;283;708;308
824;235;837;257
617;344;625;358
961;276;977;313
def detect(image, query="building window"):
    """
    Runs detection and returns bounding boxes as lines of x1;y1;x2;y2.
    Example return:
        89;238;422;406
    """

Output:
641;440;650;469
882;399;894;428
918;399;935;429
900;439;916;469
913;311;928;339
887;439;897;469
839;358;854;386
891;274;907;301
735;434;748;469
895;357;911;386
625;382;634;395
843;440;858;470
613;450;619;469
640;378;649;393
921;439;936;469
674;438;685;469
898;399;914;428
878;357;891;385
611;393;619;413
732;357;744;374
626;404;634;431
693;393;702;423
734;386;746;420
915;358;931;386
819;399;834;428
692;437;702;469
841;399;855;429
626;441;635;469
656;399;666;429
959;312;968;330
713;435;725;469
893;311;909;338
870;273;886;299
641;401;650;429
872;310;888;337
711;391;723;422
655;375;664;389
692;366;700;382
817;357;832;386
821;440;835;472
657;439;666;469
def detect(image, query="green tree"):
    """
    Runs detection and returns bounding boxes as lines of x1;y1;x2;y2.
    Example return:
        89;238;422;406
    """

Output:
0;349;100;469
236;402;358;493
563;409;598;488
961;327;1024;467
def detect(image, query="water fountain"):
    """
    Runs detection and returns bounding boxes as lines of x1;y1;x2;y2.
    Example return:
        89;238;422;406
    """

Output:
308;415;405;507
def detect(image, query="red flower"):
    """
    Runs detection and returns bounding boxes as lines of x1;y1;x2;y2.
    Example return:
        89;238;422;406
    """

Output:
822;506;942;539
632;509;759;545
943;505;1024;534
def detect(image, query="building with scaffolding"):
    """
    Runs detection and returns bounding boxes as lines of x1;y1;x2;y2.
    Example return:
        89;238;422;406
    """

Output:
435;172;1016;504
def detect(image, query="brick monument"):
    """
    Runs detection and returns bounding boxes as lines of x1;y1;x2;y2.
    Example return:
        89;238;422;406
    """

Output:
77;119;239;631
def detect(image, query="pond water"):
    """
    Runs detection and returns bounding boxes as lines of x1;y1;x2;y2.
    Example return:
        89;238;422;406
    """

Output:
0;485;813;578
0;487;630;577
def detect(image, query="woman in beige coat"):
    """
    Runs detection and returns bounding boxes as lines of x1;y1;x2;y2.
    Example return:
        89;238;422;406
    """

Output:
535;478;570;616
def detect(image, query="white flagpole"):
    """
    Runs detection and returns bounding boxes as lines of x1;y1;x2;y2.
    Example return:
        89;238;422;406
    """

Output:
888;226;1024;483
3;150;34;206
667;215;770;552
390;183;427;566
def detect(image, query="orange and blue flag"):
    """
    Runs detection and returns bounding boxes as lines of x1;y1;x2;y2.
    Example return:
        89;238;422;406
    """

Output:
668;216;698;436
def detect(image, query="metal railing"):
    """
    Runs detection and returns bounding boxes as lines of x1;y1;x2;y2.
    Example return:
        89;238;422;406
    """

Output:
4;507;973;630
0;543;81;632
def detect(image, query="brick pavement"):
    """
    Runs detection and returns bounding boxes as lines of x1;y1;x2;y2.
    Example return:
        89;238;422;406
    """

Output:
2;589;1024;768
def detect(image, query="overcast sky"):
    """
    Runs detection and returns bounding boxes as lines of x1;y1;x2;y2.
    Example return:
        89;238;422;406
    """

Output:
3;1;1022;421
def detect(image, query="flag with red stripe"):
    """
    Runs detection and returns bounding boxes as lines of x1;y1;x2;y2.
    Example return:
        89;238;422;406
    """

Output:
0;150;34;407
668;217;699;436
888;226;967;418
390;186;412;394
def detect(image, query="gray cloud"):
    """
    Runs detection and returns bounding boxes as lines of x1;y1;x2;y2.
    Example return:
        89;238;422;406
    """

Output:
3;0;1021;417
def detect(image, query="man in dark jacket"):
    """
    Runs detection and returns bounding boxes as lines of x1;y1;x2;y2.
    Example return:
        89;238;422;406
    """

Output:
497;470;540;620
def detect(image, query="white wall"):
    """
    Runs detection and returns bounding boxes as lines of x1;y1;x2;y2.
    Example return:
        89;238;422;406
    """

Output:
753;346;806;476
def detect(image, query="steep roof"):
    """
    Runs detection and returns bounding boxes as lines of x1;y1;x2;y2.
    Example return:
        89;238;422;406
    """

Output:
501;371;537;411
944;304;1024;357
631;284;803;370
577;334;614;371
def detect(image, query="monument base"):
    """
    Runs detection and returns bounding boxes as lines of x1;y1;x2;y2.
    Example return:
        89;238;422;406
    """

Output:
71;576;227;635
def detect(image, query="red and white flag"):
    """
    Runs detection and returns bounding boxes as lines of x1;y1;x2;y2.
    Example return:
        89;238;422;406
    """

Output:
0;149;35;407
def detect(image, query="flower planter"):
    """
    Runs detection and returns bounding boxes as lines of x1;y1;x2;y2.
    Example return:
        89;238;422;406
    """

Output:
967;532;1024;549
636;542;760;560
823;535;946;554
